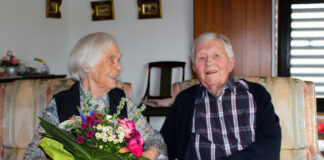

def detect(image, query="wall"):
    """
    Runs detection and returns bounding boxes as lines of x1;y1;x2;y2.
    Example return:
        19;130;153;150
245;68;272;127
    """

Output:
0;0;194;106
0;0;70;75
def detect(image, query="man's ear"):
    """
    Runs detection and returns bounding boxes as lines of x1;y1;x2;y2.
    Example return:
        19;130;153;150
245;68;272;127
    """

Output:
192;64;196;73
229;57;235;72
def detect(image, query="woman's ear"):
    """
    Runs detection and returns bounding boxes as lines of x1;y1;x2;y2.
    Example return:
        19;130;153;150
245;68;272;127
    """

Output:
82;65;90;73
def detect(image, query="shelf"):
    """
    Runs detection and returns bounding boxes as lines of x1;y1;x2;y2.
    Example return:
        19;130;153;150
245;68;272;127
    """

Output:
0;74;67;83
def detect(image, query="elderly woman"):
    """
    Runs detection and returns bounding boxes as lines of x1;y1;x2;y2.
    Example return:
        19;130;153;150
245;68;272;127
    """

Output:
23;32;166;160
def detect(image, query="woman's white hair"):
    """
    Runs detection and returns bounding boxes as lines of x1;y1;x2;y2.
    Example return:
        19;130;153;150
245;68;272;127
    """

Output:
191;32;234;64
68;32;117;81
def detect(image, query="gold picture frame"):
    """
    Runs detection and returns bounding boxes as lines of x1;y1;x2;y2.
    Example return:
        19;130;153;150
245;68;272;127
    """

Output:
138;0;161;19
91;0;114;21
46;0;62;18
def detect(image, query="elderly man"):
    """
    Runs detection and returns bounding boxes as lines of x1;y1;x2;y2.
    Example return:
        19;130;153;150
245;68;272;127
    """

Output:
161;32;281;160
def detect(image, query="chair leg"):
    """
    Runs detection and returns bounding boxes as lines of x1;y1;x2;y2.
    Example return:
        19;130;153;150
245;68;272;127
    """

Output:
146;115;150;123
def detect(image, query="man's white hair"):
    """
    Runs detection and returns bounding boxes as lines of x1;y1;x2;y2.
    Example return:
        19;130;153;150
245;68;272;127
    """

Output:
191;32;234;64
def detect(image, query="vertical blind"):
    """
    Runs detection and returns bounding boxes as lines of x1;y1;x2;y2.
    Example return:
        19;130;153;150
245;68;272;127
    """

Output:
290;3;324;98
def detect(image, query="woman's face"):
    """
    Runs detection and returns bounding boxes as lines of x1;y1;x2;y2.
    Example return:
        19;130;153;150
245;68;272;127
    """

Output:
87;44;122;91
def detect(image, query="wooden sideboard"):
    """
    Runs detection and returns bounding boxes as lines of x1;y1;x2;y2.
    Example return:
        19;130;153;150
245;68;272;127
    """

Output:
0;74;67;83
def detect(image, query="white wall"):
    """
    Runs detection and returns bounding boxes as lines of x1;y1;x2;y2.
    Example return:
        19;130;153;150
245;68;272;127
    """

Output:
0;0;194;106
0;0;70;74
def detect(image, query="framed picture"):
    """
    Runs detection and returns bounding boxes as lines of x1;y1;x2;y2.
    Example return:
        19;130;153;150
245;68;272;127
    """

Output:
91;0;114;21
46;0;62;18
138;0;161;19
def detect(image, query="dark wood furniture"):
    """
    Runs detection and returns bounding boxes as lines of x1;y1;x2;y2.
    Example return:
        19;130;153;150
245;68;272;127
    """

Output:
140;61;185;122
194;0;272;76
0;74;67;83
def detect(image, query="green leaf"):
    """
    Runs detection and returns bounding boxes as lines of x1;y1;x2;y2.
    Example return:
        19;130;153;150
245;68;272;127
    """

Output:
40;118;92;159
40;117;126;160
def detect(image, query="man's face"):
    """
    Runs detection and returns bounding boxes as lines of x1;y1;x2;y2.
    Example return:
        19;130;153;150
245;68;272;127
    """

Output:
87;44;122;91
192;39;235;95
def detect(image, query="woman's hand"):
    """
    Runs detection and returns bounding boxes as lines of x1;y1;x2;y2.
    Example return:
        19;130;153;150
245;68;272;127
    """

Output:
142;146;159;160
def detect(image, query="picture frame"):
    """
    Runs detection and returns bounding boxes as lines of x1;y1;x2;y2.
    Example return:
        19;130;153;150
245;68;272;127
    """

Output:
46;0;62;18
91;0;114;21
138;0;161;19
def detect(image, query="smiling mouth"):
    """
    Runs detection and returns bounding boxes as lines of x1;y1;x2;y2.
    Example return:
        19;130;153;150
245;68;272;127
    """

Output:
109;75;118;80
206;71;218;75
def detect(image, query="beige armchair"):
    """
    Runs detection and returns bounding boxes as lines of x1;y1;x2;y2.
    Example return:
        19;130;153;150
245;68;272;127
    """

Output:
172;77;322;160
0;78;132;160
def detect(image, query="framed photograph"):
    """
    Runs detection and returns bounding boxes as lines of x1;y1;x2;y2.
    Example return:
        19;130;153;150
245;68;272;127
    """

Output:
46;0;62;18
138;0;161;19
91;0;114;21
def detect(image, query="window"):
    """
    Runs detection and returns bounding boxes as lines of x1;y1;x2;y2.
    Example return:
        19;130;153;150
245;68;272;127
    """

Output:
279;0;324;111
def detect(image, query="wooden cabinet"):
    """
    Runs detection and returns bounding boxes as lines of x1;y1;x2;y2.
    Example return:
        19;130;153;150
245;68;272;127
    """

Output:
194;0;272;76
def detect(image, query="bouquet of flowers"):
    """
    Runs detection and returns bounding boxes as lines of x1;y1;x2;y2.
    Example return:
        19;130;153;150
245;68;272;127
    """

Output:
39;92;148;160
0;50;20;67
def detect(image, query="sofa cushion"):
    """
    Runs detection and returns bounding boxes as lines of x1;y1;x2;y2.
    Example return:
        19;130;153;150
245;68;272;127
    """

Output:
0;79;75;149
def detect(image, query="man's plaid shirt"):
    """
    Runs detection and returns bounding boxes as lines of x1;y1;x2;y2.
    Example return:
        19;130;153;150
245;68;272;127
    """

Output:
192;75;257;159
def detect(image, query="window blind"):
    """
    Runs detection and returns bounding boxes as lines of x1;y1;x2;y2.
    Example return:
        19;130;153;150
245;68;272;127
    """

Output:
290;3;324;98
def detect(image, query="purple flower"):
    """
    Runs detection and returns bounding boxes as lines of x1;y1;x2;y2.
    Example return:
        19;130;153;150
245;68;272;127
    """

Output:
95;119;102;124
89;110;96;116
89;121;95;127
81;122;88;130
86;130;94;138
79;111;85;124
77;136;84;144
86;116;94;123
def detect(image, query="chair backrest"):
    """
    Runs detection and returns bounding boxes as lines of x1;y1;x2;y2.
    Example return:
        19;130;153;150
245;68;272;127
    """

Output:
144;61;185;99
172;77;321;160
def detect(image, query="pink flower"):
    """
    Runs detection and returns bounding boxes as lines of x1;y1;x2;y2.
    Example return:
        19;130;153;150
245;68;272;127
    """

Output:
126;121;135;131
119;138;144;158
86;130;94;138
2;56;8;61
7;50;13;56
77;136;84;144
11;57;19;65
119;118;127;126
119;129;145;158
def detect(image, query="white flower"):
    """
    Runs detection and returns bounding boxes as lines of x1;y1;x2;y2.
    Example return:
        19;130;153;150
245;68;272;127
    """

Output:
106;115;112;120
97;124;102;130
108;136;113;142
